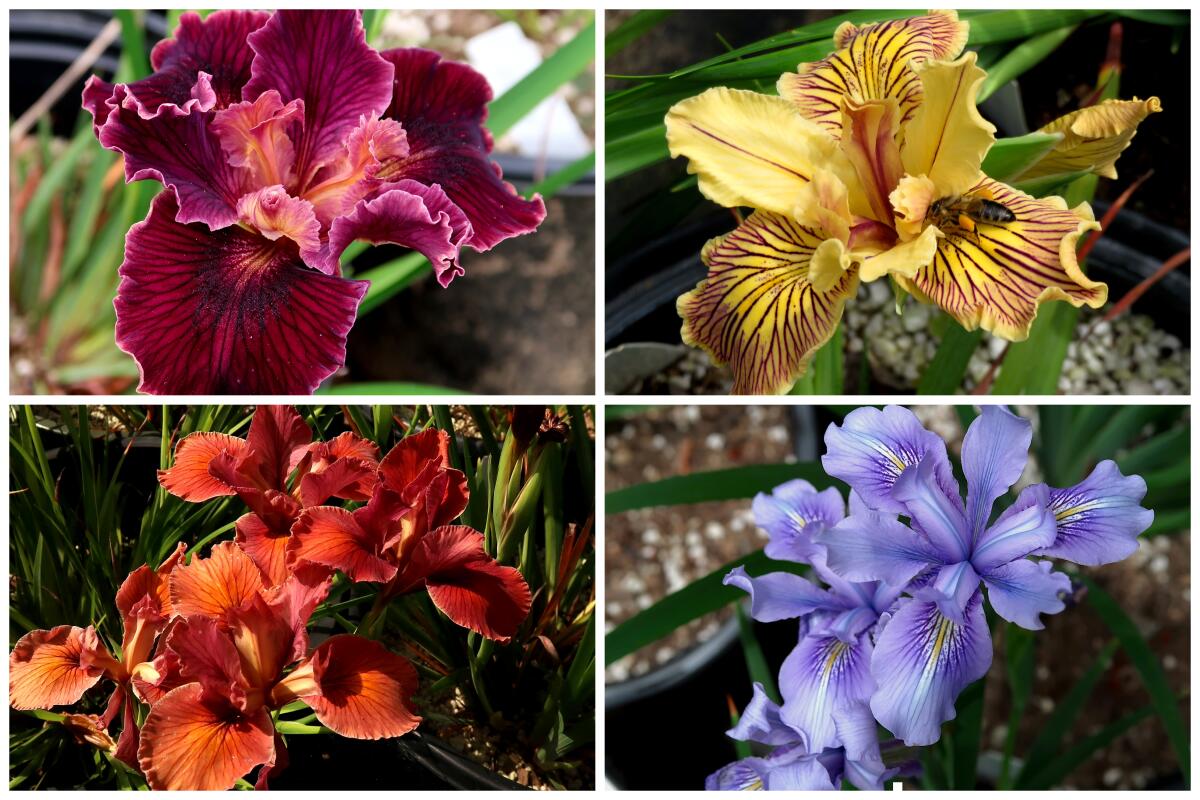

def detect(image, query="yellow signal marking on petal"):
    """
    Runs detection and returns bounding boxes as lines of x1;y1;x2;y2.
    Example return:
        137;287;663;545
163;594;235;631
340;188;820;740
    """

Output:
1054;501;1101;521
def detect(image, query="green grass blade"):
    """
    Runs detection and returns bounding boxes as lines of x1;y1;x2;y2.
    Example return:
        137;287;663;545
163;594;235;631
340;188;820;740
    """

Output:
951;678;985;788
1016;639;1119;787
997;626;1035;789
606;463;836;514
1020;704;1156;788
918;324;982;394
488;18;595;138
605;549;805;665
1078;576;1189;783
991;302;1077;394
978;25;1079;103
981;132;1064;183
735;604;778;702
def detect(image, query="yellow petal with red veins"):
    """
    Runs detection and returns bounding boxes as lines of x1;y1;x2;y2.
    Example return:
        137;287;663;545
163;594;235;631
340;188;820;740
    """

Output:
138;683;275;790
10;626;113;710
779;11;969;138
1021;96;1162;180
678;211;859;395
157;432;246;502
664;87;847;215
170;541;265;619
900;52;996;199
896;177;1105;340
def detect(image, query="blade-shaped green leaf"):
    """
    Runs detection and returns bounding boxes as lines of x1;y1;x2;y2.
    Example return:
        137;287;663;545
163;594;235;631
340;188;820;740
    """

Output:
607;462;836;514
605;549;806;665
606;10;673;57
1078;576;1189;783
980;132;1064;183
918;324;982;394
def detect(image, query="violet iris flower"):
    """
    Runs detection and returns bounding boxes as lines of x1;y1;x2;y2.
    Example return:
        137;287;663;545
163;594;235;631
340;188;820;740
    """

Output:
815;405;1153;745
706;684;895;791
83;10;545;393
726;480;902;753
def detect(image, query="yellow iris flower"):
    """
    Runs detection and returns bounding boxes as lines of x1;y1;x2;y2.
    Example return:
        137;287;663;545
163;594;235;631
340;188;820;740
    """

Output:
664;10;1160;394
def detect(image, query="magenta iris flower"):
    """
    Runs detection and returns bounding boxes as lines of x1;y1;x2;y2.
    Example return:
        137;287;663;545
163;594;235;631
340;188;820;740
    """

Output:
83;10;545;394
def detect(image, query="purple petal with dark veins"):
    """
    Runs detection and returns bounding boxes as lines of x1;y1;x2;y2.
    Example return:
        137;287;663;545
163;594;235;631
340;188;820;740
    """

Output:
753;479;845;564
115;191;367;394
1036;460;1154;566
869;593;992;746
779;631;875;752
980;559;1070;630
822;405;957;516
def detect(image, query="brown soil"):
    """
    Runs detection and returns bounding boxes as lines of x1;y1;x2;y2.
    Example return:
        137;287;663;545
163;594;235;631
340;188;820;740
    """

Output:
604;406;797;681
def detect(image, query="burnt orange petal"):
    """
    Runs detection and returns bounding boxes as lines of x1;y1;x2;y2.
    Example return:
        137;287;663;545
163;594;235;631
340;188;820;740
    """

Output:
235;512;292;588
279;635;421;739
157;432;247;501
240;405;312;491
10;626;113;710
138;683;275;790
403;525;533;642
170;541;265;619
378;427;452;498
325;431;382;462
263;562;334;663
166;614;252;706
298;456;381;507
289;506;398;584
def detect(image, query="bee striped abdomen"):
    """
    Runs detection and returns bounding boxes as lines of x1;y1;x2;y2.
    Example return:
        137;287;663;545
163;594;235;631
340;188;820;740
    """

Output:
975;199;1016;223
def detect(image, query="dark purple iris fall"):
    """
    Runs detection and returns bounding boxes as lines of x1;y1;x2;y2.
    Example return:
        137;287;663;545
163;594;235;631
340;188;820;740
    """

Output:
83;10;546;394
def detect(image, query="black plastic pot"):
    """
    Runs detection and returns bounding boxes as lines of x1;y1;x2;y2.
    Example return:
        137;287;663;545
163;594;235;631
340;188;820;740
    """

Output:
273;731;526;790
604;406;824;789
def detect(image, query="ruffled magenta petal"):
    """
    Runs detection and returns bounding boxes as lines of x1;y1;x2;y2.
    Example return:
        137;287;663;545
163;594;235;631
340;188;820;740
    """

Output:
97;84;249;228
83;10;269;132
324;180;471;285
244;10;394;183
380;47;546;251
114;192;368;394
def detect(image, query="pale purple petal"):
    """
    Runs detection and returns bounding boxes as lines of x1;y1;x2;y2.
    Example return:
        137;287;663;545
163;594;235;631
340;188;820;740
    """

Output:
822;405;956;515
913;561;979;623
244;10;395;182
323;180;472;284
1036;460;1154;566
971;483;1057;572
869;593;992;746
980;559;1070;630
754;479;845;564
779;632;875;752
727;682;803;746
724;566;850;623
893;454;970;562
818;512;945;586
834;703;895;791
706;746;836;791
961;405;1033;537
